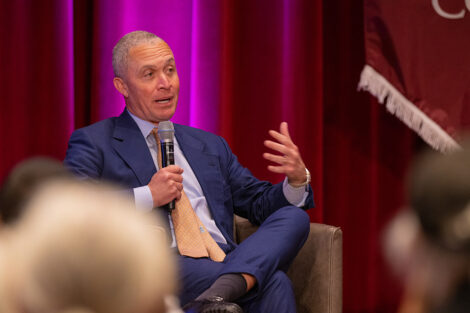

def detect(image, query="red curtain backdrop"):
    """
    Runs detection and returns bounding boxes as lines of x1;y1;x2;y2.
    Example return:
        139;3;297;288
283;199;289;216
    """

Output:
323;2;419;311
0;1;422;312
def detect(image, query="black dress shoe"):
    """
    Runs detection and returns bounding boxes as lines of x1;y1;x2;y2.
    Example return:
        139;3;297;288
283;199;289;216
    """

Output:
183;296;244;313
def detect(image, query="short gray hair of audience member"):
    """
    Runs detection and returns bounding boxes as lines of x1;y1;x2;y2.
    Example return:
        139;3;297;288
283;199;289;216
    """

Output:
0;157;73;225
0;181;175;313
112;30;161;78
408;143;470;253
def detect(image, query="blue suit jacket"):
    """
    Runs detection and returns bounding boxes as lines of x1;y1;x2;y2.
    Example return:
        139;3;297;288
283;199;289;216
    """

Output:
64;110;314;248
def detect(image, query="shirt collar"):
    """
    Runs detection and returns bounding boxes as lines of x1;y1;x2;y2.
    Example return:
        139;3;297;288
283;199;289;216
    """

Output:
127;109;159;138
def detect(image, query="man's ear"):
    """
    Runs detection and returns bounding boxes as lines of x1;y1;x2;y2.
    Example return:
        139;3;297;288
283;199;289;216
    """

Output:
113;77;129;98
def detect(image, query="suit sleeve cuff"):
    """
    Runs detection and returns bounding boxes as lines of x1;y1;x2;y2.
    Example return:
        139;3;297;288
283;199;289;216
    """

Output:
133;186;154;212
283;177;308;207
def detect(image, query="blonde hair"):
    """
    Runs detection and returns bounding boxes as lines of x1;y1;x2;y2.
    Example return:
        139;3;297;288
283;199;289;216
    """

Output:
0;181;175;313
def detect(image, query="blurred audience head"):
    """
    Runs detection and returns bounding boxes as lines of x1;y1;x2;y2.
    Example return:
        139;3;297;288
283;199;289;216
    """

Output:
384;142;470;313
0;157;73;225
0;180;175;313
409;143;470;253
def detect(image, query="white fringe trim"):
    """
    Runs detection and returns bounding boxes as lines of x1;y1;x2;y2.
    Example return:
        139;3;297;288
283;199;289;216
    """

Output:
358;65;460;153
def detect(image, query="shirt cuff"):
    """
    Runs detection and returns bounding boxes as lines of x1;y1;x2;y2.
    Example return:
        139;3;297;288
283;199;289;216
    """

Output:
133;186;154;212
283;177;308;207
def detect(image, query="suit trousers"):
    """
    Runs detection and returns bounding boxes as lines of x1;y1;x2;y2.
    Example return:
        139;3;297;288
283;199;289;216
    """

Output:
178;206;310;313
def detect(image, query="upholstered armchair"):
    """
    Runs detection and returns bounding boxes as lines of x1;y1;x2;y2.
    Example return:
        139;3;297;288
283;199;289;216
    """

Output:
234;215;343;313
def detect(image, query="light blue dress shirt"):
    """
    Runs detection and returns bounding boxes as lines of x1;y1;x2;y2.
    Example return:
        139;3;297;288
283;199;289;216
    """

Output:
128;111;308;246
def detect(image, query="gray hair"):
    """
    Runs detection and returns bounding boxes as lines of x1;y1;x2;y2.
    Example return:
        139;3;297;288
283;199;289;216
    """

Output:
0;180;175;313
112;31;161;78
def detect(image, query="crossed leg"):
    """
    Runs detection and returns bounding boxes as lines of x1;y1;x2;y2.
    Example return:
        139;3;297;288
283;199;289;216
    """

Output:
178;206;309;313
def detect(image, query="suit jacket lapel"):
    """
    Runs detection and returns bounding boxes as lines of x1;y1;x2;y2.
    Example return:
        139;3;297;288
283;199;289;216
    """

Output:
111;111;156;185
174;125;225;223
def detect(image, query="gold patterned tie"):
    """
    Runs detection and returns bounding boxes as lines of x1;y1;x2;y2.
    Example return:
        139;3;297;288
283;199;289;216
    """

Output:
153;128;226;262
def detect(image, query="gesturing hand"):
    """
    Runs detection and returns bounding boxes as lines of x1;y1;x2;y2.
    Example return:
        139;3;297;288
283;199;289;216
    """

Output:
263;122;308;186
148;165;184;208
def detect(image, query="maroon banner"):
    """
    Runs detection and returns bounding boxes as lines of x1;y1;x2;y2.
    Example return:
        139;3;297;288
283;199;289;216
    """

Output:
359;0;470;152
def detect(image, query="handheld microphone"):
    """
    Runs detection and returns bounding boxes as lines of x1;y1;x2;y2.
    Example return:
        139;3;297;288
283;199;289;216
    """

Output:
158;121;175;211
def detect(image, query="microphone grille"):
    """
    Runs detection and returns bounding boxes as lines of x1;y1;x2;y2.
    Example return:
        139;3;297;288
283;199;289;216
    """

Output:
157;121;174;141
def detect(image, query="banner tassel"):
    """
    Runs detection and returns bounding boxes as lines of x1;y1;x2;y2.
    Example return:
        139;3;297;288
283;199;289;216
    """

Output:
358;65;460;153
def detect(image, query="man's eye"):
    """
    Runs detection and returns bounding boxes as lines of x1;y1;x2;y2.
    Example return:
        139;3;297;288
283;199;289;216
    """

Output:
144;72;153;77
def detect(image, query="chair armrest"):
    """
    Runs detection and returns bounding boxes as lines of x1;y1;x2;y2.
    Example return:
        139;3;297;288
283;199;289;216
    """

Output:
233;215;259;243
234;215;343;313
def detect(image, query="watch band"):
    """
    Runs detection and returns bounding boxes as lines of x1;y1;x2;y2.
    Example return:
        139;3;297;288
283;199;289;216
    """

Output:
290;168;311;188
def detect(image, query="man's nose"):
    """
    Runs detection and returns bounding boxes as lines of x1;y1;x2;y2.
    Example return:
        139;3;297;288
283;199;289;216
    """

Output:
157;73;170;89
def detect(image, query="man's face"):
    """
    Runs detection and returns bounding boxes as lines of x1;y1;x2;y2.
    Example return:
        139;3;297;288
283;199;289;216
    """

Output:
115;40;180;125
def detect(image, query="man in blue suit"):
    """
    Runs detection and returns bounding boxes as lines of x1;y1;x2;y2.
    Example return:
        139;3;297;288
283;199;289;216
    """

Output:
65;31;314;313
